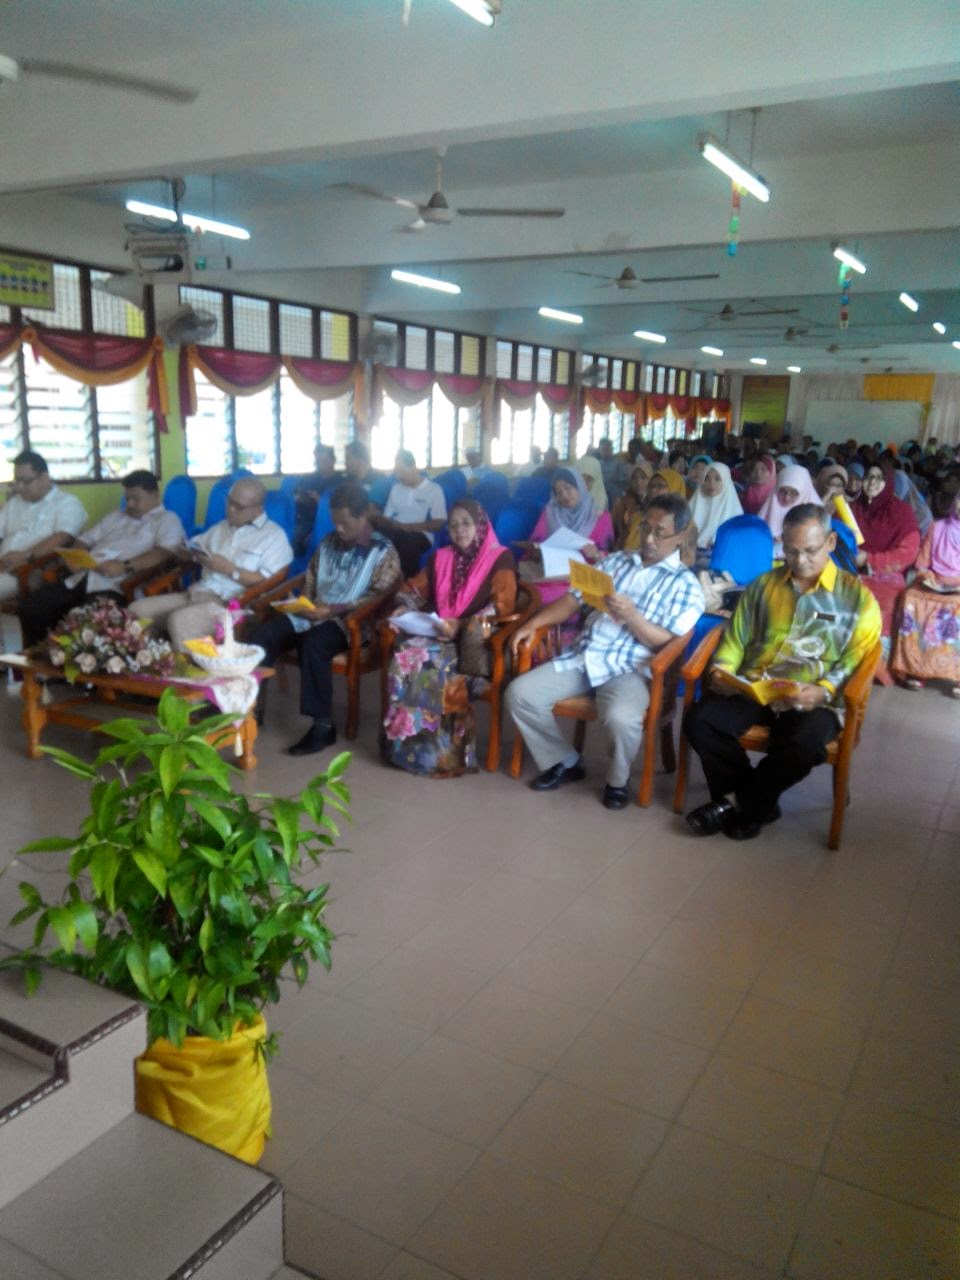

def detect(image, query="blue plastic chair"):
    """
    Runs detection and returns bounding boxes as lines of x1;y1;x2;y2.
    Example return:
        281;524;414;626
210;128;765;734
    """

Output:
264;488;297;541
685;514;775;667
493;499;541;553
163;475;197;539
280;474;309;497
291;492;334;575
513;474;551;509
474;474;510;524
831;518;859;574
436;468;468;506
368;474;394;510
203;469;253;529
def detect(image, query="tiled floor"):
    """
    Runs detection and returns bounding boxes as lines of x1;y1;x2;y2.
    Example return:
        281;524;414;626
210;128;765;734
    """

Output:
1;671;959;1280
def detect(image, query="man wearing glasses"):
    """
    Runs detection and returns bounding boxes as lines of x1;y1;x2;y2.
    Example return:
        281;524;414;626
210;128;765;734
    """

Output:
131;477;291;651
507;494;705;810
685;503;881;840
0;451;87;603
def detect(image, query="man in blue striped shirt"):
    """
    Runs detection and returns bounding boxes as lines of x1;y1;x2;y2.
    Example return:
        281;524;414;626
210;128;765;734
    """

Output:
507;494;705;809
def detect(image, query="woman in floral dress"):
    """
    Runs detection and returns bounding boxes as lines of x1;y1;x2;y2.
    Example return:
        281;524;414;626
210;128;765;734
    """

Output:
382;500;516;776
892;491;960;697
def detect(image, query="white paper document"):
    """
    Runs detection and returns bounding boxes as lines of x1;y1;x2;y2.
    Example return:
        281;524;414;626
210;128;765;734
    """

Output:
539;546;585;579
540;527;593;550
390;611;444;637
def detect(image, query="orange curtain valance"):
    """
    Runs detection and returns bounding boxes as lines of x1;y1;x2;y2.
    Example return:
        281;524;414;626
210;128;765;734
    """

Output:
863;373;935;403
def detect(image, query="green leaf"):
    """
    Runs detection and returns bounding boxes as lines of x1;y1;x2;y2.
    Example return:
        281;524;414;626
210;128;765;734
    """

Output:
189;797;231;842
94;717;148;742
125;943;151;997
158;745;186;798
88;845;120;912
47;905;77;953
17;836;76;854
199;915;213;954
272;799;299;864
17;883;43;910
38;746;96;780
157;688;190;735
324;751;352;780
24;966;42;997
69;901;98;952
146;940;173;982
132;849;168;896
184;742;233;790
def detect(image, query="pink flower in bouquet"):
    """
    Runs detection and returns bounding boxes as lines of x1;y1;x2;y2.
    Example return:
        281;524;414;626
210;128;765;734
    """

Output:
394;644;426;677
384;704;417;741
76;652;97;674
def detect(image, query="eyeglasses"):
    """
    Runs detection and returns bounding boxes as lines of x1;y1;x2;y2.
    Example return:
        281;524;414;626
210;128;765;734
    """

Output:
227;498;261;510
782;538;830;561
637;522;680;543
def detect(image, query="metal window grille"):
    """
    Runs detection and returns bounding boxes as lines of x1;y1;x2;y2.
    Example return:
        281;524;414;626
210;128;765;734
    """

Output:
404;326;428;371
536;347;552;383
279;304;314;357
185;371;233;477
90;270;146;337
321;310;352;361
22;263;83;330
516;344;533;380
22;354;95;479
433;330;455;373
496;341;514;378
179;286;226;346
232;295;272;353
234;384;279;473
94;378;155;479
555;351;570;385
460;335;481;376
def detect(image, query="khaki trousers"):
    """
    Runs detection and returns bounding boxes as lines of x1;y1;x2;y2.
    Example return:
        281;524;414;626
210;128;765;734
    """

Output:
130;590;226;653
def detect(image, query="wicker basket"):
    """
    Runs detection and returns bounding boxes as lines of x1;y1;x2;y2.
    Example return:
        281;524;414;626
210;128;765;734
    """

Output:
189;643;265;679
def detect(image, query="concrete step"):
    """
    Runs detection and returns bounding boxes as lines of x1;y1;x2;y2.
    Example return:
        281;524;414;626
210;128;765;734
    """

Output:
0;954;145;1208
0;1111;283;1280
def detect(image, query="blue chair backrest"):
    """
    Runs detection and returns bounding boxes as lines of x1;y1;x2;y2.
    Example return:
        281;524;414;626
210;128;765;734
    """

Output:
203;469;254;529
264;488;297;540
290;492;335;576
474;475;511;524
494;499;541;551
436;468;468;505
513;474;551;508
368;474;394;510
831;517;859;574
163;475;197;539
709;514;774;585
280;473;308;497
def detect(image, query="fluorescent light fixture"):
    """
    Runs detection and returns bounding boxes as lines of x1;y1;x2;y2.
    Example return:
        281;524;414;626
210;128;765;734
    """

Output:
125;199;177;222
899;291;919;312
749;357;768;366
390;268;460;295
447;0;500;25
788;365;802;373
125;198;250;240
832;244;866;274
633;329;666;344
701;345;724;357
698;133;771;203
538;306;583;325
953;341;960;351
933;322;946;335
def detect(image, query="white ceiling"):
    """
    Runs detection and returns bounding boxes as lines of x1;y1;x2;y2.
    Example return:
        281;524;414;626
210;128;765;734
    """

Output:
0;0;957;375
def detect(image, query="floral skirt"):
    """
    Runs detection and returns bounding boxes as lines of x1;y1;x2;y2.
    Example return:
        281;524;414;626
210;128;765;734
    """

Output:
891;586;960;683
382;638;477;778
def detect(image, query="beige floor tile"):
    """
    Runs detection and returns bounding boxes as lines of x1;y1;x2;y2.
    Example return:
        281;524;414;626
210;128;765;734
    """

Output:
824;1098;960;1220
538;894;673;960
283;1103;477;1247
871;975;960;1053
787;1177;960;1280
679;1056;844;1169
641;917;781;993
275;996;429;1097
778;909;897;974
328;880;452;949
603;961;745;1049
457;871;580;928
585;1215;777;1280
339;947;490;1031
502;932;638;1010
408;1154;617;1280
850;1030;960;1125
552;1012;710;1117
284;1195;397;1280
440;975;593;1070
370;1034;540;1146
259;1064;360;1175
632;1127;816;1271
403;902;545;976
489;1077;668;1207
751;940;883;1028
719;995;866;1090
366;852;484;904
381;1256;464;1280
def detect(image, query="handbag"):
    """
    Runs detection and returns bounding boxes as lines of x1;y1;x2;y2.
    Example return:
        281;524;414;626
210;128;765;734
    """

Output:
457;614;494;678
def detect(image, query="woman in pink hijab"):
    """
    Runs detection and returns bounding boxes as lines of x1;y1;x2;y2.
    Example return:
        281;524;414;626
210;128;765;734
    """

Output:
741;455;777;515
758;464;823;553
891;489;960;696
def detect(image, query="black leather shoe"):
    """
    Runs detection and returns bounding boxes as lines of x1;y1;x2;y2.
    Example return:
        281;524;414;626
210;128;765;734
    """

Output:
686;798;736;836
288;722;337;756
723;815;763;841
529;759;586;791
761;803;782;825
602;784;630;810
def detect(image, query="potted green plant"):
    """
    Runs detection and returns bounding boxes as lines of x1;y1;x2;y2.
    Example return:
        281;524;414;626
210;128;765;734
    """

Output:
0;689;349;1164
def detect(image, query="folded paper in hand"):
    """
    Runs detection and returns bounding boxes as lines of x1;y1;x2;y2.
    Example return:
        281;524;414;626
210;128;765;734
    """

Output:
569;560;615;612
537;527;592;579
271;595;316;615
57;547;98;572
391;611;444;637
711;666;805;707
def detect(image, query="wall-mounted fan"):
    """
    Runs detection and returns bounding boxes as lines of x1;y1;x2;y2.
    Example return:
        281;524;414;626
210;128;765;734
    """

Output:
0;52;196;102
361;327;400;364
331;148;565;232
564;267;721;290
579;361;605;386
160;306;217;345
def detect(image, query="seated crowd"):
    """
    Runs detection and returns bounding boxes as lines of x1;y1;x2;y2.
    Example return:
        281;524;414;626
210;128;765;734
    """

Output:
3;425;959;840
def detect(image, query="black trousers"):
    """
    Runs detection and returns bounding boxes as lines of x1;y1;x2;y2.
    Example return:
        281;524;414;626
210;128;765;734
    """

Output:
247;614;349;721
684;693;838;822
19;580;126;649
388;529;430;578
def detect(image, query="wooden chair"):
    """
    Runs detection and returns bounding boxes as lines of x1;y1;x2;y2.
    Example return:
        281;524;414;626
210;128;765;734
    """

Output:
254;573;400;740
379;583;542;772
508;625;693;807
137;561;290;611
672;623;882;850
32;551;183;606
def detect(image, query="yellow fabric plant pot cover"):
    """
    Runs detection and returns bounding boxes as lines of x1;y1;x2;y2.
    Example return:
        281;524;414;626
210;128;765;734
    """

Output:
135;1015;272;1165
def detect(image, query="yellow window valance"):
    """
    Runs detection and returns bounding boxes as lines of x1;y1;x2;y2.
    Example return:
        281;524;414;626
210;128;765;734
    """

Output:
863;373;935;403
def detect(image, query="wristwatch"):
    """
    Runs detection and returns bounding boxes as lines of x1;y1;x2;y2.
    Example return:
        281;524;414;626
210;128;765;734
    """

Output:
123;559;134;573
231;568;241;583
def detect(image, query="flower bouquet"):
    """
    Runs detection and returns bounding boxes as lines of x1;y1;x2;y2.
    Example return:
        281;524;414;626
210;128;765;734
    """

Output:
44;599;175;682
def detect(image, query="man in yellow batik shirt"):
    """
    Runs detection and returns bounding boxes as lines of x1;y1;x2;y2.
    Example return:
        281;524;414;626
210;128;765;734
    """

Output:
685;503;881;840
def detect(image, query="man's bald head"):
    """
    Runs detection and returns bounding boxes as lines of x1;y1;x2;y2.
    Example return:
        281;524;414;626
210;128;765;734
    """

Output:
227;478;266;527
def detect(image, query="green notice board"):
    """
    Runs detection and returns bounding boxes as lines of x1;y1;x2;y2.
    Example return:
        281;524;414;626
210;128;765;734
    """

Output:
0;254;55;309
740;375;790;438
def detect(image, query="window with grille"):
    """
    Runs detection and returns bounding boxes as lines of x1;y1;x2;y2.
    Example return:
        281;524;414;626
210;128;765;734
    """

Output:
460;335;481;376
496;341;514;378
666;368;677;394
690;371;702;396
404;326;428;371
642;364;654;392
279;304;313;357
322;310;352;361
536;348;552;383
516;345;533;381
0;353;22;483
180;286;226;347
22;263;84;331
94;378;155;478
491;394;568;466
89;270;147;337
371;384;475;471
234;385;279;473
555;351;570;385
185;372;233;477
655;366;666;393
232;295;272;353
434;330;455;374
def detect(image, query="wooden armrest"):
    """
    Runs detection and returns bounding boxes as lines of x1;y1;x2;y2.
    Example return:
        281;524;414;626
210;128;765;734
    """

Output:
678;623;725;682
344;586;400;645
649;628;694;680
514;623;554;676
239;565;290;608
841;642;882;709
135;560;185;598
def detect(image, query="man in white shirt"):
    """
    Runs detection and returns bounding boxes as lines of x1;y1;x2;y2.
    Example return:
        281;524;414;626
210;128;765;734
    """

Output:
19;470;184;649
0;451;87;602
131;478;292;651
374;449;447;576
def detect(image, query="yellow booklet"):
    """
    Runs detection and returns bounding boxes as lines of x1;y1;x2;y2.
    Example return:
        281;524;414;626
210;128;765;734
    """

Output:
183;637;219;658
829;493;864;546
271;595;316;615
712;666;805;707
569;560;615;613
57;547;98;572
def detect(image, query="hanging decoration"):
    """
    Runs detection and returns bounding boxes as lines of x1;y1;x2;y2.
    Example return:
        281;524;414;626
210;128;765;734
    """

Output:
727;183;742;257
838;262;852;330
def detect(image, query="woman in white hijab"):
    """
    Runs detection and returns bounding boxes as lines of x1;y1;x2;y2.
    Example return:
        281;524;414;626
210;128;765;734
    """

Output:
688;461;743;566
577;454;610;512
758;463;823;554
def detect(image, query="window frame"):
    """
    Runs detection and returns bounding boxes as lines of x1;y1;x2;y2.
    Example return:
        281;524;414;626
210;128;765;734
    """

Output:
371;315;487;376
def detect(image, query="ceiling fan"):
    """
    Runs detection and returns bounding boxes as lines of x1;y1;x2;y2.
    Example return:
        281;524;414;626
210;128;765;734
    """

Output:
683;301;800;321
0;52;197;102
331;148;565;231
563;267;721;290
